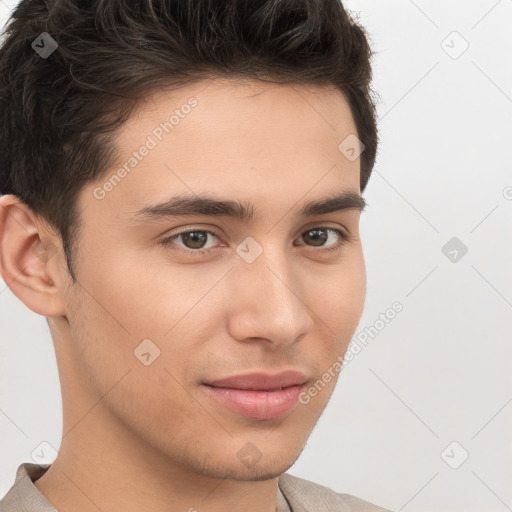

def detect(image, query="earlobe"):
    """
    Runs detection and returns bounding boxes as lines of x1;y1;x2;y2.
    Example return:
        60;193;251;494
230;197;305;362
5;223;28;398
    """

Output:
0;194;67;317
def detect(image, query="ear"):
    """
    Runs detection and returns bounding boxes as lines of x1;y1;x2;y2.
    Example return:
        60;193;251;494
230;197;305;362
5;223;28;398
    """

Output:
0;194;67;317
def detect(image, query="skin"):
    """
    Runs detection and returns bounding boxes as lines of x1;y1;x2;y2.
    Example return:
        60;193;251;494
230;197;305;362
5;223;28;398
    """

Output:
0;77;366;512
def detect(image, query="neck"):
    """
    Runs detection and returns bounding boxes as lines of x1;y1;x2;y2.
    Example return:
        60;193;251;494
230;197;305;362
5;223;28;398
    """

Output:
33;403;281;512
33;327;282;512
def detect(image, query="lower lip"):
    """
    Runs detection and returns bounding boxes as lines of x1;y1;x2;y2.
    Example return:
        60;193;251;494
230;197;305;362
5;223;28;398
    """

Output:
201;384;304;420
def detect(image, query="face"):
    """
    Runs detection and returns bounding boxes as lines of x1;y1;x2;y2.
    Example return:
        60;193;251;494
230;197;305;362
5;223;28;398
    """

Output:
46;78;366;481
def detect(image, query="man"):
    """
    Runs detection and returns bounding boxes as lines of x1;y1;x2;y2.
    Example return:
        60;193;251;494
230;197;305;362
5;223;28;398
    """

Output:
0;0;391;510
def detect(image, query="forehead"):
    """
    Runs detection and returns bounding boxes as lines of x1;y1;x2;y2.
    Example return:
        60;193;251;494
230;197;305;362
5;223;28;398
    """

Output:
82;77;362;222
120;77;357;152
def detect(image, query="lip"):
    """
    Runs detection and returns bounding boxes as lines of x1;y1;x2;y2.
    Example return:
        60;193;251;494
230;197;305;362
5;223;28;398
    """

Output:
201;370;308;420
204;370;308;390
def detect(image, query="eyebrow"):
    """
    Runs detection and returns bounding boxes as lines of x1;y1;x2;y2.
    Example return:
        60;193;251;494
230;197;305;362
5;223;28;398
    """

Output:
129;190;366;223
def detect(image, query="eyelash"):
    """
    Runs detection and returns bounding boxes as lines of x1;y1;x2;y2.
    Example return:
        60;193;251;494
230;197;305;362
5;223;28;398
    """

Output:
160;226;351;256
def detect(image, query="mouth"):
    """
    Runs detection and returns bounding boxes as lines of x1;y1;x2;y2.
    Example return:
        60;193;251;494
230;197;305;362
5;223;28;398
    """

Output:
201;370;308;420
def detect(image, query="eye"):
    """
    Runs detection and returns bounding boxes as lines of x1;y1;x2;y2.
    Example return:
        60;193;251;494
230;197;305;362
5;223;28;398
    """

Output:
295;227;350;252
160;226;350;255
160;229;221;255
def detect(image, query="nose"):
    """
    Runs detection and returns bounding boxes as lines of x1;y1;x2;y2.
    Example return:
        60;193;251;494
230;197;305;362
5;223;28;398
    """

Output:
226;244;314;348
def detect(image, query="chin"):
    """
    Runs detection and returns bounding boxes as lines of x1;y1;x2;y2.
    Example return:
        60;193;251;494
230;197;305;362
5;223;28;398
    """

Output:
214;461;295;482
227;445;304;482
188;444;303;482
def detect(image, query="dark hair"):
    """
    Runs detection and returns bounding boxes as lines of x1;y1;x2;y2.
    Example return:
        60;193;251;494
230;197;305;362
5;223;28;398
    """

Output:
0;0;379;282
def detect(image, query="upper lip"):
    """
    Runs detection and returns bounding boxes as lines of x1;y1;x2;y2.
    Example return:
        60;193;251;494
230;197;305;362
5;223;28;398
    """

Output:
204;370;308;391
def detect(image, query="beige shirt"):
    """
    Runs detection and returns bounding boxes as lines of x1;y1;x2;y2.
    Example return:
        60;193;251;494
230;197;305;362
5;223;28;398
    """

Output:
0;462;392;512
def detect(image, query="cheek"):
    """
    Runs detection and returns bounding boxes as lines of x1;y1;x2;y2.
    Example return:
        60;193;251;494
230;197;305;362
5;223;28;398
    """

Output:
70;251;219;390
66;278;200;426
63;255;166;396
308;257;366;361
77;249;185;339
313;256;365;323
340;260;366;331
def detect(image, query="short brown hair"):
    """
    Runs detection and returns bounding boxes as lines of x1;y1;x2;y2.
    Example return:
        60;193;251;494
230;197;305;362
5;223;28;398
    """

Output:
0;0;379;282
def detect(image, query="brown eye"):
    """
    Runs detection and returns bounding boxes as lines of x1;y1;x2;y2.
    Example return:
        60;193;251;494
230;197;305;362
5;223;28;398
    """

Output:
296;227;349;251
161;229;220;254
302;228;329;247
160;226;349;256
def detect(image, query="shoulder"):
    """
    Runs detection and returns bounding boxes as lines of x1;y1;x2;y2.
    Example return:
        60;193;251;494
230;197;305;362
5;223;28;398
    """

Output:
0;462;56;512
277;472;393;512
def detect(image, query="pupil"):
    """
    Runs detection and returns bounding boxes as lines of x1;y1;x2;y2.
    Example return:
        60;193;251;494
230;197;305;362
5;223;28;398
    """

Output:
305;229;327;247
184;232;206;249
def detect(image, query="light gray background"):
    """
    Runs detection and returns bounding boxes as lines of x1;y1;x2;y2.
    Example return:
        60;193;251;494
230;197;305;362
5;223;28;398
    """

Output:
1;1;511;510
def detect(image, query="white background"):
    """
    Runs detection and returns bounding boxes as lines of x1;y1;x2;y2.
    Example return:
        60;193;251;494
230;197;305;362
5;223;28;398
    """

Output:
1;1;511;510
